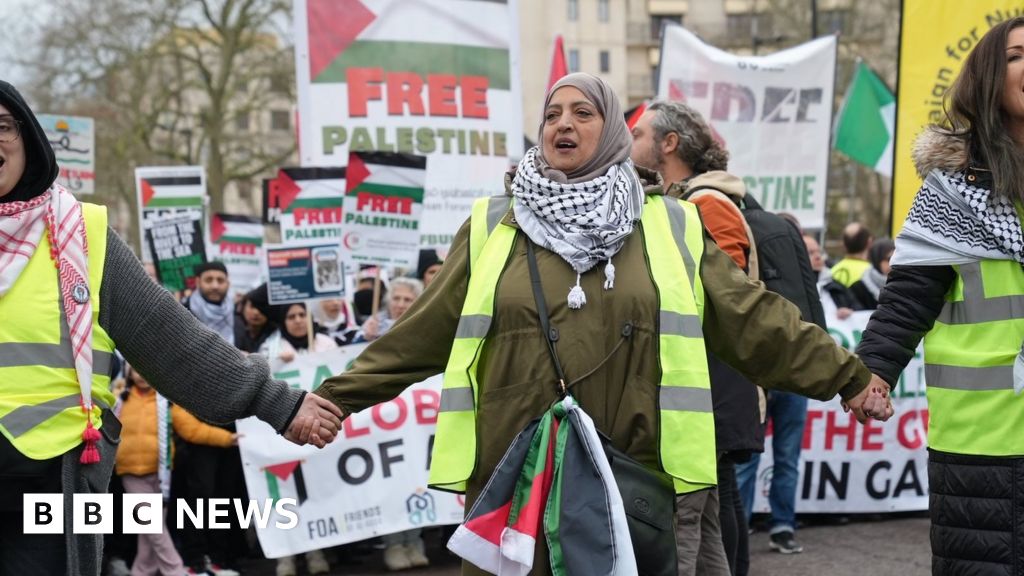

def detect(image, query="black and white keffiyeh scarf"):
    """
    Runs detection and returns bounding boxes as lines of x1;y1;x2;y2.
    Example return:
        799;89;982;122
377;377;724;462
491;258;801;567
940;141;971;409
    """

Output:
893;169;1024;267
511;147;644;309
894;168;1024;394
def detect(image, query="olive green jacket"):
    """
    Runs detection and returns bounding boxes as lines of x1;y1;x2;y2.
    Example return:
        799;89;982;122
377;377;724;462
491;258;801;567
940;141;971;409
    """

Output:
317;182;870;495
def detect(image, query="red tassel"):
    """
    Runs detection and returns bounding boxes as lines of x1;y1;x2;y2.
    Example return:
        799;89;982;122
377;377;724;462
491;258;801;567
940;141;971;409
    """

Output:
79;416;102;464
83;419;101;442
80;441;101;464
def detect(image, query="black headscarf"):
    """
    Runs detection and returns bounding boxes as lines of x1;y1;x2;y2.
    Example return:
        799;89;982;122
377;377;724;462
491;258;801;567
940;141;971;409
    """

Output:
273;302;327;352
0;81;58;203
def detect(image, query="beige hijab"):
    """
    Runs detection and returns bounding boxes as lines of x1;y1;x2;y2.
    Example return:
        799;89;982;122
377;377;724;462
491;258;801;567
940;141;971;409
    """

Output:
535;73;632;184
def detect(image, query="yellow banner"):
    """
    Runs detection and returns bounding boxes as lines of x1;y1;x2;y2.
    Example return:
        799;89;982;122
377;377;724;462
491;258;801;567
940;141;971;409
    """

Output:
893;2;1023;236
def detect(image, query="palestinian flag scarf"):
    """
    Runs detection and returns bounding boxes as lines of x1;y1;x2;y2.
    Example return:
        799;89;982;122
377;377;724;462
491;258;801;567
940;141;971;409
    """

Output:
448;396;637;576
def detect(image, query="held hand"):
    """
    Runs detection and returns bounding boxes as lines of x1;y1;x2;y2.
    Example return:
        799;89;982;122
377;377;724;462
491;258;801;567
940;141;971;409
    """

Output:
842;374;894;423
279;349;296;363
230;433;243;446
362;316;381;341
283;394;346;448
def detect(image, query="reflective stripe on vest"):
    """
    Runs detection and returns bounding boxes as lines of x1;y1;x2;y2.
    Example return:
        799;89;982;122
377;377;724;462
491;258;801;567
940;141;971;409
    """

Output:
429;195;716;494
0;203;117;460
924;260;1024;455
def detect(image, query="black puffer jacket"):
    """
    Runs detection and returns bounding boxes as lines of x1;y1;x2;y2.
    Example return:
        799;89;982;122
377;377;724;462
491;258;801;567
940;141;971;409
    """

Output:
856;128;1022;575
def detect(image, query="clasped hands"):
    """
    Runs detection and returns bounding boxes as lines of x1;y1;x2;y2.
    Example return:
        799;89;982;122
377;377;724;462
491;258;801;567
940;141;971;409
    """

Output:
283;393;346;448
842;374;895;423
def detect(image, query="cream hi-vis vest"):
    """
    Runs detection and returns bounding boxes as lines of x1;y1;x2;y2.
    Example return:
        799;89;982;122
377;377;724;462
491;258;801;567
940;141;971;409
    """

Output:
0;203;116;460
428;194;717;494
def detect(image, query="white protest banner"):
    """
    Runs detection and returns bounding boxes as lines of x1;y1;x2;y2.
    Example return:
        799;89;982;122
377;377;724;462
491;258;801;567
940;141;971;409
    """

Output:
657;26;835;229
237;344;464;558
342;152;427;268
265;242;346;305
136;166;207;262
293;0;524;248
38;114;95;195
265;167;347;244
749;307;928;514
210;214;265;294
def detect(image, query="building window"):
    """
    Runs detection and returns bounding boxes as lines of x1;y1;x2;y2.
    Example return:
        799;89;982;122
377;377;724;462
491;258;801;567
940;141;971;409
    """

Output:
568;49;580;73
599;50;610;73
235;112;250;132
271;110;290;132
650;14;683;40
598;0;609;22
726;13;753;37
568;0;578;22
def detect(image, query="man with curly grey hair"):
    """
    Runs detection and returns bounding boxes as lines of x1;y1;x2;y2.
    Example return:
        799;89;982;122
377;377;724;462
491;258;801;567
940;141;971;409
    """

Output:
632;100;768;576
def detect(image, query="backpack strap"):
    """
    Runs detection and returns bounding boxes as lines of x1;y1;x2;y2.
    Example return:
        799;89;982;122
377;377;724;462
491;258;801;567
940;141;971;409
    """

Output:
686;186;759;281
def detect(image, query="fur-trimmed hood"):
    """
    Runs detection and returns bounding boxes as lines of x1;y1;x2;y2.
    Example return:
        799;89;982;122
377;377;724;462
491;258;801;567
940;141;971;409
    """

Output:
912;127;971;178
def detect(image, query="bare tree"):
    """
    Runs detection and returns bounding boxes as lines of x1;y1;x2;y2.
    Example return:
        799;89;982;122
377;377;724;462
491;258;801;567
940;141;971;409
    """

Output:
20;0;296;247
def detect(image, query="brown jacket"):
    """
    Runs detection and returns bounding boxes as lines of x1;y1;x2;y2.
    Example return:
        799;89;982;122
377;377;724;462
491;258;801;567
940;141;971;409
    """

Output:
316;179;870;575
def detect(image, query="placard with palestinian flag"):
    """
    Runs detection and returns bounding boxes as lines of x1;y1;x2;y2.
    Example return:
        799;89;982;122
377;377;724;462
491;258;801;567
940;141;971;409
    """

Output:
210;214;265;294
136;166;207;262
341;152;426;268
293;0;523;250
264;167;347;245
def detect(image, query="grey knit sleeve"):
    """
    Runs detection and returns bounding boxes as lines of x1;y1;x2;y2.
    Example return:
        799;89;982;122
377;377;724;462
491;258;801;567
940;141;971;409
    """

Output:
98;228;305;433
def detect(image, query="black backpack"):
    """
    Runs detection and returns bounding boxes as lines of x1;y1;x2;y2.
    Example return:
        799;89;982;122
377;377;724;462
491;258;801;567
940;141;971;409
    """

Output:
685;185;826;330
738;194;827;330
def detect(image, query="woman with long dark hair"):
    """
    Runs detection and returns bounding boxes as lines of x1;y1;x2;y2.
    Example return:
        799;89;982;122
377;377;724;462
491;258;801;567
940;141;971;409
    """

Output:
857;17;1024;574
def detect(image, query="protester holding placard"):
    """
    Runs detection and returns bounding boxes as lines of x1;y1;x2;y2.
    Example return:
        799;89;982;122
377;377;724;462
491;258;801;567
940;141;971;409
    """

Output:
0;81;342;576
857;17;1024;574
315;73;892;575
357;277;423;344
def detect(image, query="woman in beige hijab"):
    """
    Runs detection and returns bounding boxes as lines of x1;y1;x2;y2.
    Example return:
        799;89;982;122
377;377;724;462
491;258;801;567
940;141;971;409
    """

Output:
315;73;891;575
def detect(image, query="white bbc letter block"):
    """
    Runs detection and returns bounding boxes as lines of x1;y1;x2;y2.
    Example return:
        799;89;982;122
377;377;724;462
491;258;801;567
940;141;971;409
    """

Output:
123;494;163;534
23;494;63;534
73;494;114;534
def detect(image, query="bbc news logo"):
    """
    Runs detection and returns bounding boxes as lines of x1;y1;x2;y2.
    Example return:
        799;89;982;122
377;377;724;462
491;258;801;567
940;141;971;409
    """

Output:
23;495;299;534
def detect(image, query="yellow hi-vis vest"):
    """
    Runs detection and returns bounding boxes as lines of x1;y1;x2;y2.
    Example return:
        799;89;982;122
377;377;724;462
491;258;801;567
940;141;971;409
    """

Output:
0;203;116;460
428;194;716;494
924;260;1024;456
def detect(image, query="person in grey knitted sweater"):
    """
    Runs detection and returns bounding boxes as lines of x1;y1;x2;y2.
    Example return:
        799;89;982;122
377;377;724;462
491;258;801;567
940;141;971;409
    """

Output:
0;80;344;576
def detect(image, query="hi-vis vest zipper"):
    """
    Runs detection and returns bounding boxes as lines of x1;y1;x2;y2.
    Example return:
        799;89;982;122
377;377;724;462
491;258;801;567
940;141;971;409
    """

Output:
428;194;717;494
924;260;1024;456
0;203;116;460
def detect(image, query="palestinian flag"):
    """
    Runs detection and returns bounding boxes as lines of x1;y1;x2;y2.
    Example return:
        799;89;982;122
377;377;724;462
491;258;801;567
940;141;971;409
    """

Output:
346;152;427;203
448;398;636;576
266;167;346;214
211;214;263;247
305;0;511;90
137;172;205;209
264;460;309;505
834;60;895;177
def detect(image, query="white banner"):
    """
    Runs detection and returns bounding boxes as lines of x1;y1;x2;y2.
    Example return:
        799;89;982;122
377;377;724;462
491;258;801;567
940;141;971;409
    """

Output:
656;26;835;229
237;344;464;558
293;0;524;248
749;303;929;514
38;114;95;195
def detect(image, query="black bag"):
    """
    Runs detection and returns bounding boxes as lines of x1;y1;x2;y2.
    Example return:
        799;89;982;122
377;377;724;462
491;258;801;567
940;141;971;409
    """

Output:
740;194;827;329
525;239;678;576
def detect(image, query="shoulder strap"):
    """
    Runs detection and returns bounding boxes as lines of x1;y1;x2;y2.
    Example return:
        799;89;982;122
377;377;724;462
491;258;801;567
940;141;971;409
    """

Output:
686;187;759;281
525;239;568;397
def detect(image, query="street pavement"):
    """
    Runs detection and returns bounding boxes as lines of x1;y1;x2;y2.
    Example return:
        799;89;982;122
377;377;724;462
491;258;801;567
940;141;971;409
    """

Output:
235;514;931;575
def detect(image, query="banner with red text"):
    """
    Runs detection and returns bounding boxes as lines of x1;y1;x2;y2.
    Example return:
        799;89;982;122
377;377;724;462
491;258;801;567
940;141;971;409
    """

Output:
237;344;464;558
293;0;524;248
749;307;929;513
657;25;835;229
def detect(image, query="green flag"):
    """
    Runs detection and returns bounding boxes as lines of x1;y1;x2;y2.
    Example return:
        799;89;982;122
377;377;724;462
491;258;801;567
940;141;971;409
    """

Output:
835;60;895;177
